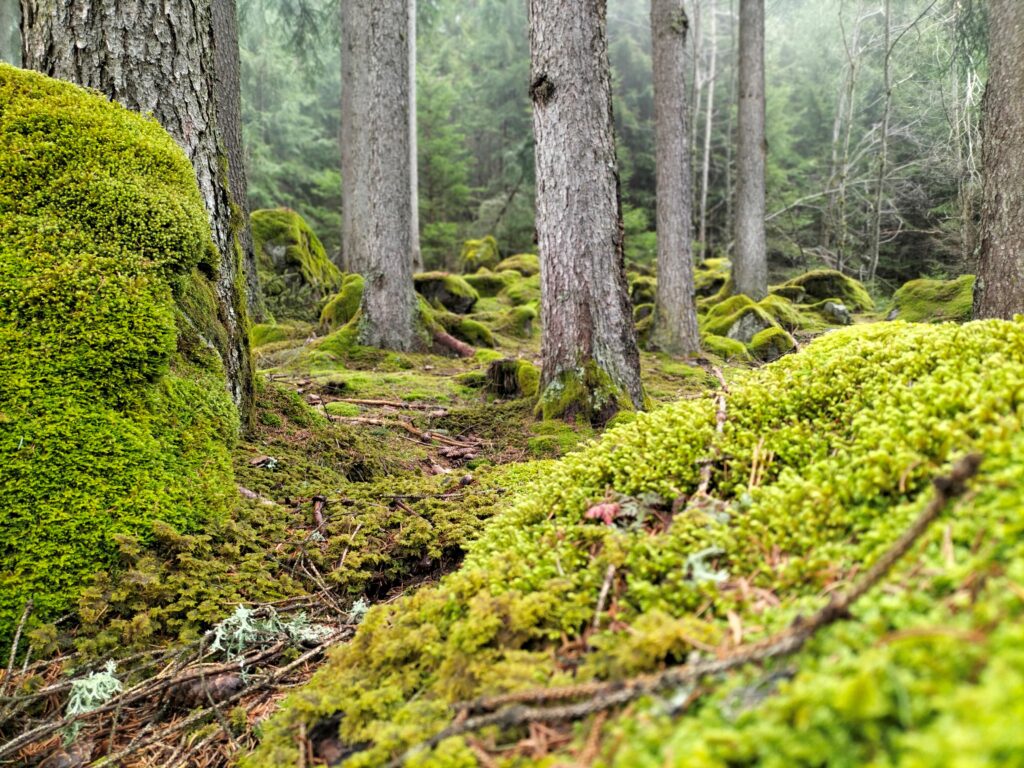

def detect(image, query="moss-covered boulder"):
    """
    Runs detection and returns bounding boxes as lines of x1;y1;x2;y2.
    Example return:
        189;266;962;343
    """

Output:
0;65;239;637
890;274;975;323
319;273;365;328
501;304;538;338
702;294;779;343
701;332;753;362
773;268;874;311
757;294;813;332
250;321;314;348
414;271;479;314
459;235;500;272
500;273;541;306
463;268;520;298
495;253;540;277
252;208;343;321
694;257;732;297
750;325;797;362
629;275;658;306
246;320;1024;767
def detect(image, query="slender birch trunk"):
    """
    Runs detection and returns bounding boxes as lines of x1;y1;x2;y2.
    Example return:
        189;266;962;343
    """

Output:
698;0;717;253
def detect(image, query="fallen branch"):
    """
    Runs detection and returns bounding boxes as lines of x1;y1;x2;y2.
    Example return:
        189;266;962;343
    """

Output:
1;600;32;698
433;329;474;358
335;398;448;412
387;453;983;766
337;417;475;448
697;367;729;496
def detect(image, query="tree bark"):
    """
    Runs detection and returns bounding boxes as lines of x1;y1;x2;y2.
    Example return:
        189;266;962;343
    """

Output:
340;0;356;273
698;0;717;253
867;0;891;283
21;0;253;416
343;0;419;350
974;0;1024;319
0;0;18;65
212;0;263;321
650;0;700;356
529;0;644;424
409;0;422;273
733;0;767;299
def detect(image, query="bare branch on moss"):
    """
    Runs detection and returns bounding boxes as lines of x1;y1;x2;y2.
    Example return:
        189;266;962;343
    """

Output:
336;417;477;448
697;367;729;496
387;453;982;767
432;328;475;358
335;398;449;411
592;565;617;632
1;600;32;698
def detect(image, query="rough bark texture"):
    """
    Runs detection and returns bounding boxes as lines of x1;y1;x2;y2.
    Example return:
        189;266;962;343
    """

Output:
973;0;1024;319
733;0;767;300
21;0;253;416
409;0;422;273
529;0;644;423
343;0;419;350
212;0;263;321
697;0;716;252
650;0;700;356
0;0;18;65
340;0;356;272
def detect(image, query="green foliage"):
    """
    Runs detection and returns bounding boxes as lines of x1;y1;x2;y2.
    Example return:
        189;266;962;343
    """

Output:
0;65;238;638
891;274;975;323
246;320;1024;767
459;235;501;272
251;207;343;321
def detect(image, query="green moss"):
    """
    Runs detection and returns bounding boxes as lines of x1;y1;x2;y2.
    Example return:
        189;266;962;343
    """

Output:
0;64;238;637
516;360;541;399
629;275;657;306
251;207;343;322
462;268;520;298
749;326;797;362
701;294;779;342
772;268;874;311
319;273;365;328
495;253;540;277
459;235;501;272
536;360;637;426
891;274;975;323
700;333;753;362
694;257;732;297
250;321;313;348
246;320;1024;767
414;271;480;314
502;304;538;338
454;318;495;348
757;293;815;331
500;273;541;306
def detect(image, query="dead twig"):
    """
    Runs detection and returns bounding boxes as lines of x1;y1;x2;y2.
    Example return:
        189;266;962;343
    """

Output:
1;599;32;698
335;398;448;412
337;417;475;448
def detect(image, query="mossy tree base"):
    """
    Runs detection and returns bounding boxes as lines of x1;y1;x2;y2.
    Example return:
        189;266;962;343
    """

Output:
536;361;637;426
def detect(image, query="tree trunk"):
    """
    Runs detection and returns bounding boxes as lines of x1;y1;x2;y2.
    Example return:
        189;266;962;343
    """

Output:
409;0;422;273
343;0;419;349
698;0;717;253
867;0;891;284
733;0;767;299
650;0;700;356
212;0;263;322
0;0;19;65
529;0;644;424
21;0;253;417
340;1;357;273
973;0;1024;319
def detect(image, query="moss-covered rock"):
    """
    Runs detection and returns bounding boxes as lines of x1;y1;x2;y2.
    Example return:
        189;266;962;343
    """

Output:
500;273;541;306
890;274;975;323
459;235;501;272
701;294;779;343
630;275;658;306
757;293;814;332
0;64;238;637
701;333;753;362
246;320;1024;767
463;268;520;298
495;253;540;277
502;304;538;339
319;273;366;328
252;208;343;322
633;302;655;322
414;271;480;314
695;257;732;298
250;321;314;348
750;325;797;362
810;298;854;325
772;268;874;311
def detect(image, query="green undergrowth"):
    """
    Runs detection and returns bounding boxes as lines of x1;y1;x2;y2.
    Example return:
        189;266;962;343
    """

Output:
246;319;1024;767
0;65;239;639
252;207;343;322
891;274;975;323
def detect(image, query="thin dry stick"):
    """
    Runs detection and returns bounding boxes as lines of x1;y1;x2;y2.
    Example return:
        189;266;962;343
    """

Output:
387;453;982;767
1;599;33;697
336;398;447;411
697;367;729;495
592;565;617;632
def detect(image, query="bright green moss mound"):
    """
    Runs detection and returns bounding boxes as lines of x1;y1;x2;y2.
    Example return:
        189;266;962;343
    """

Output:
500;273;541;306
495;253;540;277
247;320;1024;767
463;268;520;298
250;321;313;348
701;333;752;362
749;325;796;362
459;235;501;272
0;65;238;637
773;268;874;311
891;274;975;323
701;294;779;342
252;207;343;322
319;273;365;328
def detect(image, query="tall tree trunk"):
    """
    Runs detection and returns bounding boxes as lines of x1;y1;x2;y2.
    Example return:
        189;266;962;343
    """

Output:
343;0;419;349
867;0;891;283
340;1;356;273
651;0;700;356
698;0;717;253
409;0;422;273
0;0;18;65
973;0;1024;319
529;0;644;424
212;0;263;322
733;0;767;299
21;0;253;417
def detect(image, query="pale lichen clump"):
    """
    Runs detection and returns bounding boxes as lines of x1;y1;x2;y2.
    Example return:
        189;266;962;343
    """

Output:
245;319;1024;767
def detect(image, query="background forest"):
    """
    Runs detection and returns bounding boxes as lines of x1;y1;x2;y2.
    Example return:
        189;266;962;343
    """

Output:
235;0;986;291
